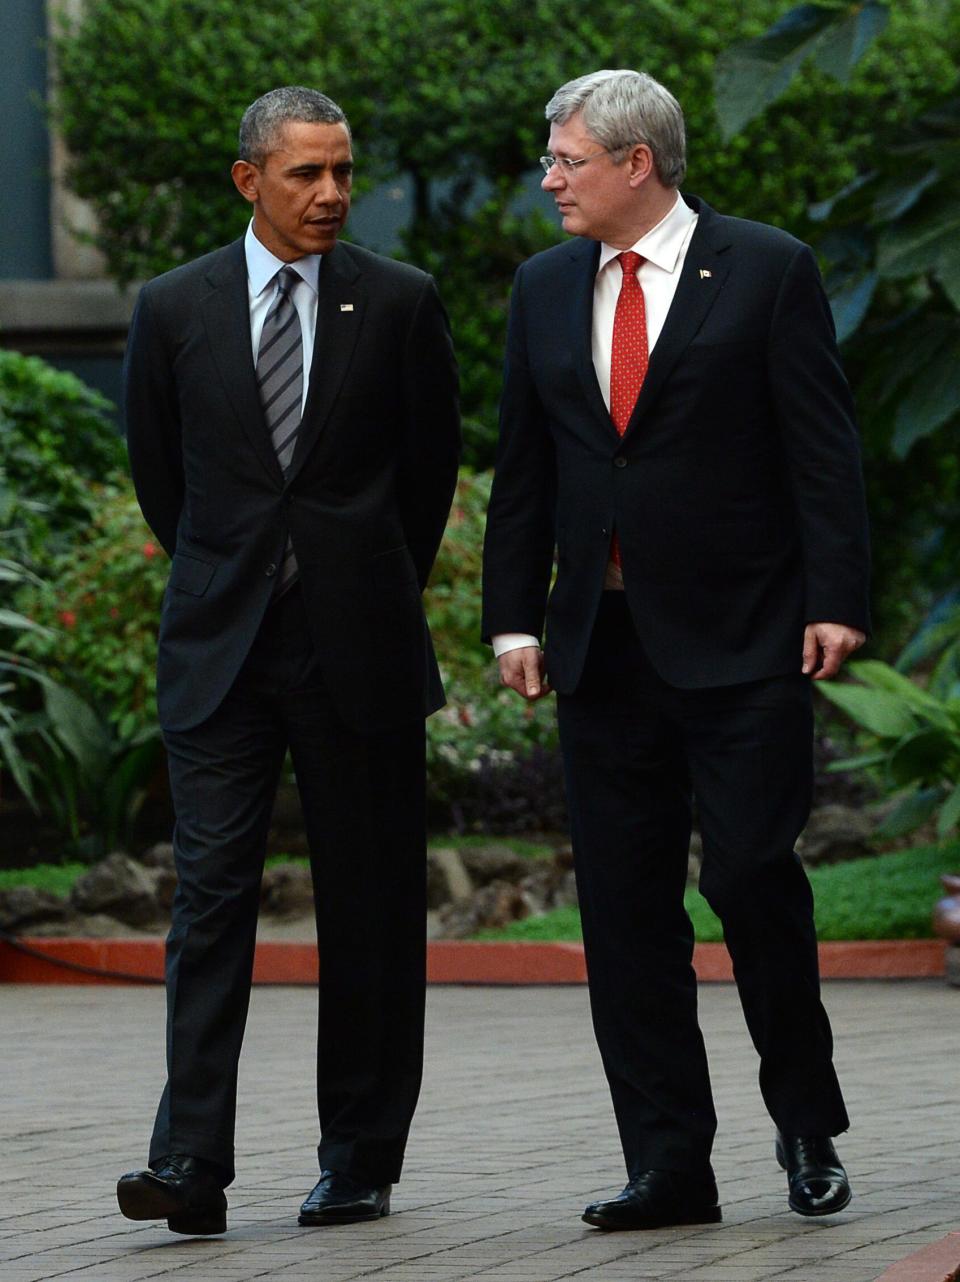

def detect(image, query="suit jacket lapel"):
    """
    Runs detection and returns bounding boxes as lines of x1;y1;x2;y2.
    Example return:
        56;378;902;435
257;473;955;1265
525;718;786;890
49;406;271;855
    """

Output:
622;197;732;442
286;242;364;483
200;240;284;485
567;238;619;440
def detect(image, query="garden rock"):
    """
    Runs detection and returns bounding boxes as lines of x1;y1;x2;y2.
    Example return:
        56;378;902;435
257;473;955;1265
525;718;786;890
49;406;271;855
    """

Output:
437;879;529;939
797;804;873;865
0;886;71;932
518;862;576;915
261;864;314;917
459;843;526;887
427;847;473;907
139;842;175;871
70;852;160;927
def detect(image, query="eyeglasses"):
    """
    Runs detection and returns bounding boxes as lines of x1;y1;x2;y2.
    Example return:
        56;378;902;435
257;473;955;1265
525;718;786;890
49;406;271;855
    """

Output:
539;148;612;176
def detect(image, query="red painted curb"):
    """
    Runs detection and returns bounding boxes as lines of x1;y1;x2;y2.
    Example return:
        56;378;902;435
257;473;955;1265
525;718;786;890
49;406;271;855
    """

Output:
0;937;946;985
873;1231;960;1282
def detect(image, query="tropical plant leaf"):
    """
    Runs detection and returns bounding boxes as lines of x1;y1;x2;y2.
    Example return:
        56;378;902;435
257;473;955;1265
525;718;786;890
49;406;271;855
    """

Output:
929;648;960;703
891;331;960;457
0;726;40;810
0;609;55;636
713;2;889;139
848;660;952;723
817;680;918;738
828;269;877;343
896;594;960;672
871;167;940;223
42;684;111;784
713;5;839;140
875;786;945;838
876;194;960;280
938;781;960;837
811;0;889;82
887;728;957;788
825;750;888;773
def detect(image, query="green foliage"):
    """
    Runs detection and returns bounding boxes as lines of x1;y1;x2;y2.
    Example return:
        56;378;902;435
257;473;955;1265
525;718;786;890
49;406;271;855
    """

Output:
53;0;957;465
424;470;562;829
15;483;167;736
51;0;352;285
480;839;960;942
818;660;960;840
0;351;123;564
0;552;58;810
0;863;87;898
16;682;162;861
714;0;960;657
714;1;889;140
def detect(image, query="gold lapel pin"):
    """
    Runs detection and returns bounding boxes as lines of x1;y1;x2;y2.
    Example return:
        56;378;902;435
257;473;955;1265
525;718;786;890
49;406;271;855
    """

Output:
699;269;712;279
340;303;354;312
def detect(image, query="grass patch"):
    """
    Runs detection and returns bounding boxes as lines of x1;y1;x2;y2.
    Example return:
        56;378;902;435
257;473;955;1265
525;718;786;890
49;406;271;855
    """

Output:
477;840;960;943
0;863;88;899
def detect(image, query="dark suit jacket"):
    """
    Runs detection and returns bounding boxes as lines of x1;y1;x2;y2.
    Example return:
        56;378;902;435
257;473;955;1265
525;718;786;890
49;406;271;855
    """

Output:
125;237;460;733
481;196;870;692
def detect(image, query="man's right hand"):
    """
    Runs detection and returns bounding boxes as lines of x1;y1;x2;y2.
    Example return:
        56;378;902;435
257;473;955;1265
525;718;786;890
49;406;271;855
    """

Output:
497;646;551;701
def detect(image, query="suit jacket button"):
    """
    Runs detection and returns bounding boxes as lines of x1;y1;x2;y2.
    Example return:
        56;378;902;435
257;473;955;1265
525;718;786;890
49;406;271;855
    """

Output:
265;563;277;576
614;456;627;468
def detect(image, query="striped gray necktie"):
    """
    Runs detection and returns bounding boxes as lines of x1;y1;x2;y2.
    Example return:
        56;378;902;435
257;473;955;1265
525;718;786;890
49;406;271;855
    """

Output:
256;264;303;592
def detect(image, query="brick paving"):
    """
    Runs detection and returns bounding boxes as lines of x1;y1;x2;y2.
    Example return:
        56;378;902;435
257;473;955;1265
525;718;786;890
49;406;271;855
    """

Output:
1;980;958;1281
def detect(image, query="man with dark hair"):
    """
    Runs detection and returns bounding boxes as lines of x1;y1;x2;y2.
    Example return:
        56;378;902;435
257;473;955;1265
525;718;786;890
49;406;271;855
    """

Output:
117;86;459;1234
482;69;869;1231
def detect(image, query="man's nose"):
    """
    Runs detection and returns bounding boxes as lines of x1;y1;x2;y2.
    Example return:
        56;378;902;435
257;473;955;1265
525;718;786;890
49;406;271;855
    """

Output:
313;174;341;204
541;164;564;192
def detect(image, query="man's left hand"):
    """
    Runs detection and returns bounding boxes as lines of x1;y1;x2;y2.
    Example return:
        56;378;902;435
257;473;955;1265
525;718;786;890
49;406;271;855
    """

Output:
802;622;866;680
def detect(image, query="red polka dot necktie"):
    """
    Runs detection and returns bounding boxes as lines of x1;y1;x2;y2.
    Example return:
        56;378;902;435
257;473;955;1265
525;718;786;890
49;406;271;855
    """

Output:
609;250;648;567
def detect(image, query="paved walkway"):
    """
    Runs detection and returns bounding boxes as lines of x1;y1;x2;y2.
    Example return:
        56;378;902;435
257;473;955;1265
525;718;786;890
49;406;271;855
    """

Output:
1;980;957;1281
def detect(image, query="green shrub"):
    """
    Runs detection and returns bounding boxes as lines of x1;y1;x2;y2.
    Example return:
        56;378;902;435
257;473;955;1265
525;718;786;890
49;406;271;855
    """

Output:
0;351;124;565
818;660;960;840
53;0;959;466
15;482;167;737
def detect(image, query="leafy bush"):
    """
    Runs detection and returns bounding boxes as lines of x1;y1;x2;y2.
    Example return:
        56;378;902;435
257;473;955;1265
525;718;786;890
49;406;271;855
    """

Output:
818;660;960;840
424;470;564;831
14;482;167;737
0;351;124;564
53;0;958;466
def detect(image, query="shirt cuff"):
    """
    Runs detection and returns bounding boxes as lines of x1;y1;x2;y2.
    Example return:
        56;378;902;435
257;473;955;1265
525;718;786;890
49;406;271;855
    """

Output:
492;633;541;658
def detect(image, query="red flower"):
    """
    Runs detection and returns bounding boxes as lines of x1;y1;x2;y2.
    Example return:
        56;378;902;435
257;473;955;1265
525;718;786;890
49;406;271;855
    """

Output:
458;706;473;727
59;610;77;628
142;541;158;559
109;607;120;619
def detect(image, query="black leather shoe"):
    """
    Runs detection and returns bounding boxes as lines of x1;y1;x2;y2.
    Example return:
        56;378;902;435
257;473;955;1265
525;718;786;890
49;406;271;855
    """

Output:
582;1168;722;1231
117;1154;228;1235
298;1169;391;1226
776;1133;851;1216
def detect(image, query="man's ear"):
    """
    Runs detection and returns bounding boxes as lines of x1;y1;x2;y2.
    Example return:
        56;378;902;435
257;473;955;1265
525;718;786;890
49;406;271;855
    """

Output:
231;159;260;204
627;144;655;189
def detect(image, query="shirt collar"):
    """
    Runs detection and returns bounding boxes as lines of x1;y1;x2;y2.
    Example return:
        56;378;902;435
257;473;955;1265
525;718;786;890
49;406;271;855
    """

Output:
244;220;321;298
597;192;696;276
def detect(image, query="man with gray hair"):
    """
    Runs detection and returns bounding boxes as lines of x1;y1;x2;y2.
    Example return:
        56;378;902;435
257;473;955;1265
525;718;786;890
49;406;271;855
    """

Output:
482;69;869;1230
116;86;460;1234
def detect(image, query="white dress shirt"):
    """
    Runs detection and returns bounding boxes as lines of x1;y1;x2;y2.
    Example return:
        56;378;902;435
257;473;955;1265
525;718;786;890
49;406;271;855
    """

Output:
244;220;321;415
492;194;699;658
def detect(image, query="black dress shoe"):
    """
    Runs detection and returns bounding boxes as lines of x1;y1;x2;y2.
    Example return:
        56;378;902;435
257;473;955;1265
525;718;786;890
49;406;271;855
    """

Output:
117;1154;228;1235
582;1168;722;1231
776;1133;851;1216
298;1169;391;1226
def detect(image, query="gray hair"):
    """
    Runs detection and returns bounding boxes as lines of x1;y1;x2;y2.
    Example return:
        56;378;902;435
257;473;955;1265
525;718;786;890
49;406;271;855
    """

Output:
545;70;686;188
239;86;350;165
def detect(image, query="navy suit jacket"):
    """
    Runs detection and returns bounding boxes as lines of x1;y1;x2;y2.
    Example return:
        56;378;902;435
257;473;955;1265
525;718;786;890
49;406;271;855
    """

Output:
481;196;870;691
125;237;460;733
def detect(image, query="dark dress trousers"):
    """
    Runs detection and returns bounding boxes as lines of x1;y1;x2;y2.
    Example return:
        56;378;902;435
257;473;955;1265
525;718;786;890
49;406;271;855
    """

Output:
482;196;870;1176
125;236;460;1186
